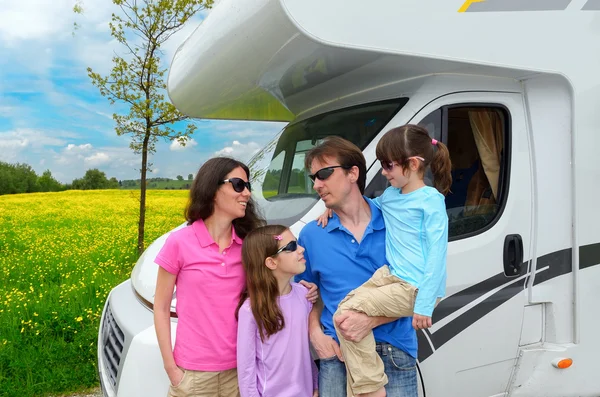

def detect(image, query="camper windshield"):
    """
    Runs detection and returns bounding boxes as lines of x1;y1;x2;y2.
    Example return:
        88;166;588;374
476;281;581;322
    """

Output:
248;99;407;225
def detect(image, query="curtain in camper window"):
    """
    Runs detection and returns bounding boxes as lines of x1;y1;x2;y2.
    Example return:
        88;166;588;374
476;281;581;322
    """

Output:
464;108;504;216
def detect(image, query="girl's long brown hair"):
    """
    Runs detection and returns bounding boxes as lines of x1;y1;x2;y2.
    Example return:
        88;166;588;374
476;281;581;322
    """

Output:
376;124;452;195
235;224;288;342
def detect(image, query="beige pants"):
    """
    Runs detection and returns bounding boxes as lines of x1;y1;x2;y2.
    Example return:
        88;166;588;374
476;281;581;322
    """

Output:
167;367;240;397
334;265;426;395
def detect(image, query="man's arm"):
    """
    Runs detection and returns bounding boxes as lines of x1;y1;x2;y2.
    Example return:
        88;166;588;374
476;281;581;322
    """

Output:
308;297;343;361
335;311;399;343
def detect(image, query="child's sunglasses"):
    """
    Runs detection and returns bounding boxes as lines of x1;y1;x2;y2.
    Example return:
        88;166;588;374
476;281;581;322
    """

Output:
380;156;425;171
273;240;298;256
221;178;252;193
308;165;351;182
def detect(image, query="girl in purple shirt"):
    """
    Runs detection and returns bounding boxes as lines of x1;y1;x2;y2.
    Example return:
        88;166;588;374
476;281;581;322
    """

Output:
236;225;319;397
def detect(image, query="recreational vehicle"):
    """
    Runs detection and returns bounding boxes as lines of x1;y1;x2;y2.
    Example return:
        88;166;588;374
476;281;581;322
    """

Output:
97;0;600;396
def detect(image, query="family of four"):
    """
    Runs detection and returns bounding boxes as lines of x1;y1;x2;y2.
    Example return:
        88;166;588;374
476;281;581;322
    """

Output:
153;124;452;397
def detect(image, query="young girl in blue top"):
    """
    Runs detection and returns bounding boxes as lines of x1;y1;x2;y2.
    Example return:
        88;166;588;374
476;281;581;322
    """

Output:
319;124;452;397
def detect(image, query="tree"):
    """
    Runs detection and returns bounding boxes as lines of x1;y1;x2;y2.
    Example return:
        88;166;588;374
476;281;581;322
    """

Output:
76;0;213;254
38;170;63;192
71;169;119;190
187;173;193;180
0;162;40;195
176;175;183;181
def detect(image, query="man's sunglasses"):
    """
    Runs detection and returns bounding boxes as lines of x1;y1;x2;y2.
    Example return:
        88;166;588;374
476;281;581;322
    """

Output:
221;178;251;193
272;240;298;256
308;165;352;182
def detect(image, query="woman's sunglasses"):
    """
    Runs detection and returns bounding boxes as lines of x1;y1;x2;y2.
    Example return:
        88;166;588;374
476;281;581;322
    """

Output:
221;178;251;193
273;240;298;256
308;165;351;182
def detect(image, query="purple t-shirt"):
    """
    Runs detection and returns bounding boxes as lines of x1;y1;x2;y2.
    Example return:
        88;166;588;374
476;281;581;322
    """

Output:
237;283;318;397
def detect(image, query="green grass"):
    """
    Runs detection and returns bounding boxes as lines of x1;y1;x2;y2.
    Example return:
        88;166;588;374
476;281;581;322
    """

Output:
0;190;188;397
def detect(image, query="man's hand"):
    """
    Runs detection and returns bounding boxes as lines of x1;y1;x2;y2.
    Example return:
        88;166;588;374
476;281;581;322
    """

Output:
312;390;319;397
334;311;377;343
298;280;319;303
412;314;432;330
310;328;343;361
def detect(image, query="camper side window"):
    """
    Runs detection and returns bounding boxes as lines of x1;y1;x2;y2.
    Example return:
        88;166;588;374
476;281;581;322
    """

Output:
365;104;509;240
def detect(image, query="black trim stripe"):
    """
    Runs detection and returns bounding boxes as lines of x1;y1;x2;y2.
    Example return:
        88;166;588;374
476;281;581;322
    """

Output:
419;280;522;361
417;331;434;361
431;269;525;325
580;243;600;270
418;245;599;363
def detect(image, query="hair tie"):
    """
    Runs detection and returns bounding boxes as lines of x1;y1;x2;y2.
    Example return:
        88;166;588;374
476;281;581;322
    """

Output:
432;138;438;145
274;235;283;241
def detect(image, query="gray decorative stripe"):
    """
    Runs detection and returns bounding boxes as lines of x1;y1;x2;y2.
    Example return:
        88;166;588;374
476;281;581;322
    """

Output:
418;244;598;363
466;0;572;12
582;0;600;10
580;243;600;269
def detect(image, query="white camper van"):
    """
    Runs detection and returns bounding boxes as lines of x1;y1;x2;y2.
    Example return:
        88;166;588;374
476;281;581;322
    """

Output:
96;0;600;396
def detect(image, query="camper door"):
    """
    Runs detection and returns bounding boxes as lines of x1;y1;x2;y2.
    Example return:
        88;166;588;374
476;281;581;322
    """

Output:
405;92;532;397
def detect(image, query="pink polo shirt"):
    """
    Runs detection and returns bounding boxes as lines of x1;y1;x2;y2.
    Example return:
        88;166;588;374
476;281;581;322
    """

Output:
155;219;245;371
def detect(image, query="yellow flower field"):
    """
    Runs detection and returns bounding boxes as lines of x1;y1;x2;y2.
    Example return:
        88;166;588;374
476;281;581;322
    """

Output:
0;189;188;397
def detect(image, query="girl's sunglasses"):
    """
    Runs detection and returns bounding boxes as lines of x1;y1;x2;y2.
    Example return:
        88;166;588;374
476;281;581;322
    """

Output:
308;165;351;182
380;156;425;171
273;240;298;256
221;178;251;193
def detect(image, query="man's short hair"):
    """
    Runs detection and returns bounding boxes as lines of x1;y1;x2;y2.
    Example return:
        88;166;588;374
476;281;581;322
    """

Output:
304;136;367;194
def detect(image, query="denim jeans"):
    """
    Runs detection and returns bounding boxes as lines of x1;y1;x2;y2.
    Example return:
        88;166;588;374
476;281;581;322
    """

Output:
318;342;417;397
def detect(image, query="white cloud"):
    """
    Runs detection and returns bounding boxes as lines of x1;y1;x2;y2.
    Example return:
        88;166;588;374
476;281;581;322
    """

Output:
0;106;16;116
66;143;93;152
170;137;198;151
214;140;261;162
0;138;29;149
0;0;73;45
48;144;139;182
0;129;77;162
84;152;110;166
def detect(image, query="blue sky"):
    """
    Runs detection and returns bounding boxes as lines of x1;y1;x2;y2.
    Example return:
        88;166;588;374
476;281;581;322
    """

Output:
0;0;286;183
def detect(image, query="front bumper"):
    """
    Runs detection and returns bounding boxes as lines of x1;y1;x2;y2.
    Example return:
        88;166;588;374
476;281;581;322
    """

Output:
97;280;176;397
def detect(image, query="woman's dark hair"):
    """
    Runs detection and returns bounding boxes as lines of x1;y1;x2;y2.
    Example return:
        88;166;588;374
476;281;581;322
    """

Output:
185;157;265;238
235;224;288;342
376;124;452;195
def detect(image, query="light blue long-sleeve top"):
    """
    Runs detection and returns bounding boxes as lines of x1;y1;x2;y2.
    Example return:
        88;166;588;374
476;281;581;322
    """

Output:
371;185;448;317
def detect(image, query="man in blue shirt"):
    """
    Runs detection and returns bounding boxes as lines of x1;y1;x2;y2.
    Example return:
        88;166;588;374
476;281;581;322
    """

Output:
295;136;418;397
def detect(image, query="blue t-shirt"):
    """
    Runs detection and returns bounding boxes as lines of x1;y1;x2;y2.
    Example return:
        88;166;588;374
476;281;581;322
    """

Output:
295;198;417;358
371;185;448;317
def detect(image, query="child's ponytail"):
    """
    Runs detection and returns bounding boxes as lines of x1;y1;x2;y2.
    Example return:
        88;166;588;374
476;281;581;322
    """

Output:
431;140;452;196
377;125;452;195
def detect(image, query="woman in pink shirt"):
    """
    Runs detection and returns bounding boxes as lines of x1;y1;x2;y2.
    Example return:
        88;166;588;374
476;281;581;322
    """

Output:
154;157;265;397
236;225;319;397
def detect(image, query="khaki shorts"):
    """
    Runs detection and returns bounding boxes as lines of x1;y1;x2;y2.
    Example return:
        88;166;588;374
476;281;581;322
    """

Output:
168;367;239;397
335;265;440;395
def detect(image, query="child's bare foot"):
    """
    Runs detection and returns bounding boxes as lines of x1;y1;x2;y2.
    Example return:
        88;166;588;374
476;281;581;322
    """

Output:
359;387;386;397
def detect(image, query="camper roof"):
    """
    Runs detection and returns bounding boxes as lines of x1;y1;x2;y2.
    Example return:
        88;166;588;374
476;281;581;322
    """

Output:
167;0;600;122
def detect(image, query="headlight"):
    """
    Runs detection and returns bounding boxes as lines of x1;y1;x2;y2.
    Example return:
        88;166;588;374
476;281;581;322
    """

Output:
130;222;187;317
